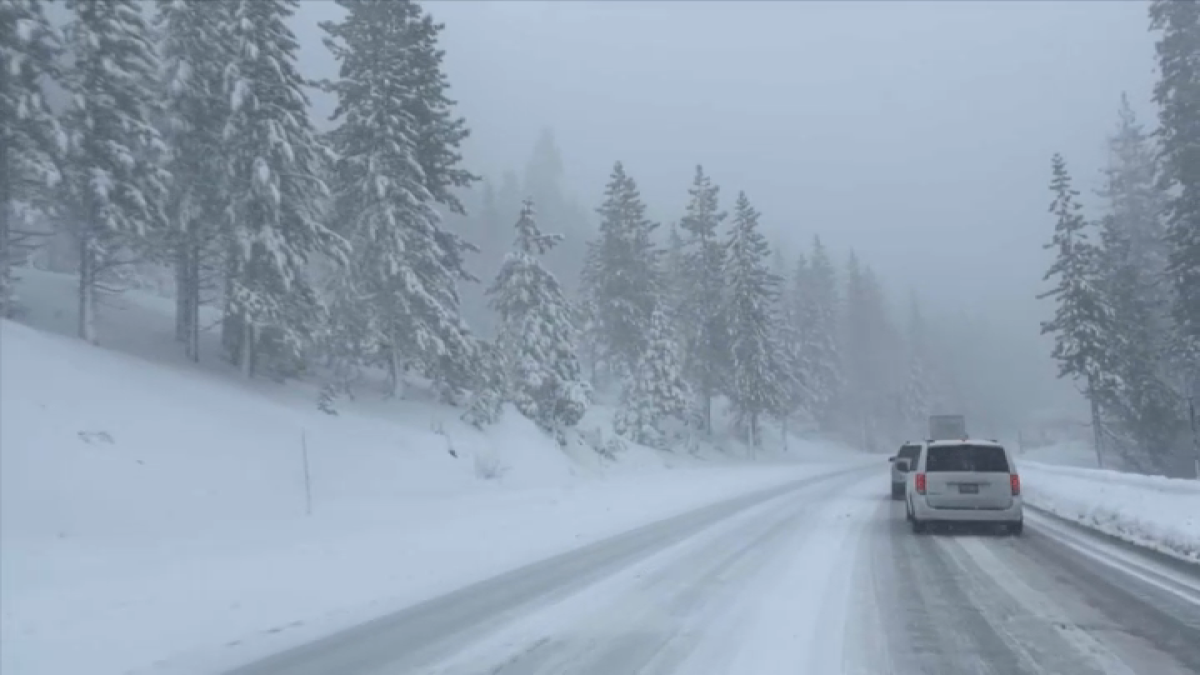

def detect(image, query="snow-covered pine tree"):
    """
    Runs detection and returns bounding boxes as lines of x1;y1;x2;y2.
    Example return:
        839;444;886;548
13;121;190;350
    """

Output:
802;235;843;431
866;267;905;439
775;249;810;436
1;0;62;317
840;251;870;443
1038;153;1117;465
461;337;506;429
581;161;662;380
664;222;686;325
724;191;786;448
677;165;729;433
157;0;236;362
399;1;476;217
221;0;344;377
615;306;690;449
488;199;589;435
1150;0;1200;386
850;263;901;448
902;292;934;438
454;178;503;337
1095;94;1180;470
576;293;602;385
61;0;170;344
321;0;482;400
523;131;590;301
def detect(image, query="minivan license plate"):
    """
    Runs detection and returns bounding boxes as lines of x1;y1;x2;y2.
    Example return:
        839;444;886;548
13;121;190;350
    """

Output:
958;484;979;494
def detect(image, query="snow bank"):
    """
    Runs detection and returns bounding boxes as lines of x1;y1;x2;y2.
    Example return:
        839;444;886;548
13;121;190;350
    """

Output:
1020;440;1100;469
1;269;863;675
1020;456;1200;563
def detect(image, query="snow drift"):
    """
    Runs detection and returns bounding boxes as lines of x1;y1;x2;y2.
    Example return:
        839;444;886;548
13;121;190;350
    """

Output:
1020;453;1200;563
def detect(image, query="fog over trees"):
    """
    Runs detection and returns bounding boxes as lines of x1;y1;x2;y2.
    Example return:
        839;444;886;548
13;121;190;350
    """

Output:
4;0;1191;465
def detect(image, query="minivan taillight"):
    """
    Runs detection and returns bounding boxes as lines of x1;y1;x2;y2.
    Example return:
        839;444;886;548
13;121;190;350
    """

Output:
1010;474;1021;496
915;472;927;495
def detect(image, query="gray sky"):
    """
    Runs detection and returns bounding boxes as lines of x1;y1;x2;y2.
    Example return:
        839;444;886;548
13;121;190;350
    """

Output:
298;0;1152;423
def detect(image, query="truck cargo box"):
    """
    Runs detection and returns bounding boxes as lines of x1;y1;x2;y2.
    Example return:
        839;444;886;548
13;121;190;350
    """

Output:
928;414;967;440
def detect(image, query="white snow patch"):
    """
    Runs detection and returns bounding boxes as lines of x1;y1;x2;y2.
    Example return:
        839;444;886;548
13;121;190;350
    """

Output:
1019;448;1200;563
1;269;863;675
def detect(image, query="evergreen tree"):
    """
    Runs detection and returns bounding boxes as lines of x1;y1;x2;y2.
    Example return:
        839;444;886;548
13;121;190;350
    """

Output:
1095;95;1180;469
461;338;506;429
836;251;902;448
840;251;870;441
615;307;690;449
581;161;661;379
851;262;901;448
157;0;236;362
1;0;62;317
902;292;934;437
498;170;522;218
521;128;592;299
724;191;786;448
488;199;589;435
677;165;729;433
776;250;811;436
322;0;480;399
523;127;566;218
460;178;504;336
221;0;343;376
663;222;687;328
401;1;477;216
802;235;843;431
1150;0;1200;374
1038;153;1116;464
61;0;170;344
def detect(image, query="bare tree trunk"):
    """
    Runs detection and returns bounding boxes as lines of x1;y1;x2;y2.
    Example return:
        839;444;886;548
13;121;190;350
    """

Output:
385;340;399;398
77;229;96;344
175;243;188;342
0;197;11;319
186;243;198;360
185;242;201;362
239;318;254;377
1087;376;1104;468
221;244;240;364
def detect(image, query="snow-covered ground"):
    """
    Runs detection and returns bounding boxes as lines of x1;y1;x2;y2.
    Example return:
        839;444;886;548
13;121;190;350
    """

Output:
1020;443;1200;563
1;270;863;675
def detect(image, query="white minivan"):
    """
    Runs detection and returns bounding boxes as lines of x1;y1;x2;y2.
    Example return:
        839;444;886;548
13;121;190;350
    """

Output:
906;439;1023;535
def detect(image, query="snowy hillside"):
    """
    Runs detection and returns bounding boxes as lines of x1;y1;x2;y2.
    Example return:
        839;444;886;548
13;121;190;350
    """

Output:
0;269;861;675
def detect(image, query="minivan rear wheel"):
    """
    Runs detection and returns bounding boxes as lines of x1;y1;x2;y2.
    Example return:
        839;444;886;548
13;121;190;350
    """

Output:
1007;520;1023;536
911;518;927;534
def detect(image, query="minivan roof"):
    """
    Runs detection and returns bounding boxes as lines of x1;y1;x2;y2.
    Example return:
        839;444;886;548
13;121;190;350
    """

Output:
927;439;1003;447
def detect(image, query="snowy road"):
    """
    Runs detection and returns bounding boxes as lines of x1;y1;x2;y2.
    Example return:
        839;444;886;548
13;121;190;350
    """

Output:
225;467;1200;675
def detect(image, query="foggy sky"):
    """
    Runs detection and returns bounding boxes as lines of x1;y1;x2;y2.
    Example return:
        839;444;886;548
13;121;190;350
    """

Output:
293;0;1153;421
294;0;1153;421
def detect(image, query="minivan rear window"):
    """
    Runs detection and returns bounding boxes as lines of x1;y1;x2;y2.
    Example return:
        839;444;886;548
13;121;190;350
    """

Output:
925;444;1009;472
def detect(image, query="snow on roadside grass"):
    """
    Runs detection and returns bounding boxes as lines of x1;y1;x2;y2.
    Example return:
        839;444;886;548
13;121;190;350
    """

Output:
1020;460;1200;564
0;317;865;675
5;462;850;675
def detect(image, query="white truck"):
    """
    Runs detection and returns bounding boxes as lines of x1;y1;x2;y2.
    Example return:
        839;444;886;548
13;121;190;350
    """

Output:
928;414;967;441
